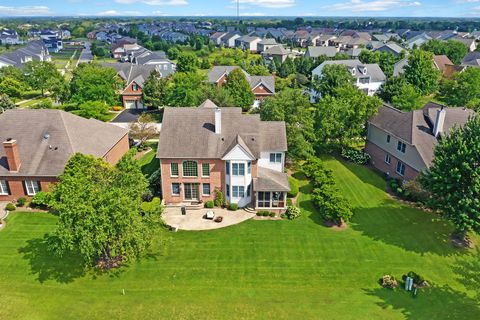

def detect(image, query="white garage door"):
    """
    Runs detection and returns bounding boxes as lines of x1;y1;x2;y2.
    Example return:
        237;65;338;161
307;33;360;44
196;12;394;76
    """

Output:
125;100;136;109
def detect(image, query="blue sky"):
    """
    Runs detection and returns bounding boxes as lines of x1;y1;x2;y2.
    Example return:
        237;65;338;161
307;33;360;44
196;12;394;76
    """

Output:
1;0;480;17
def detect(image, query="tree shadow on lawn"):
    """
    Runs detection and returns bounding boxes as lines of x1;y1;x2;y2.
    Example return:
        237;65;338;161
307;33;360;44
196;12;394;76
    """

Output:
18;235;86;284
351;201;464;256
364;284;480;319
453;248;480;300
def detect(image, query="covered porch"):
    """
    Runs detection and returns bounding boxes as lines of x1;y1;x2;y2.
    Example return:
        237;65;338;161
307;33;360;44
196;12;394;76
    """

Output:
253;167;290;211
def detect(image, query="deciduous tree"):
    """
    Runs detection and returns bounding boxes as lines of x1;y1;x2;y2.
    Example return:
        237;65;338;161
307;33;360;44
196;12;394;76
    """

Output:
224;68;255;111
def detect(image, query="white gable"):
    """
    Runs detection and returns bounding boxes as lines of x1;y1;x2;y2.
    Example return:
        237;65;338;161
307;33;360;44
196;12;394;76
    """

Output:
222;144;255;161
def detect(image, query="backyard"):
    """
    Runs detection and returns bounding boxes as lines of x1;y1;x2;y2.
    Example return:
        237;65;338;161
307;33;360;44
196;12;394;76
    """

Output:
0;156;478;319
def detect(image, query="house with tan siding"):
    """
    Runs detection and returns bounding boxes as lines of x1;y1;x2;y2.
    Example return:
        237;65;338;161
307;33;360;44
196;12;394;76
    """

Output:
365;103;474;180
0;109;129;201
157;100;290;211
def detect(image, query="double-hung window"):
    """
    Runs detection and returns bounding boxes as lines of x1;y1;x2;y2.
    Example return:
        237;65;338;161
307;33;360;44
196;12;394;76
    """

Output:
232;163;245;176
269;153;282;163
172;183;180;196
396;161;406;176
385;154;391;164
170;163;179;177
247;162;252;174
202;163;210;177
25;180;40;196
225;161;230;175
0;180;8;195
182;161;198;177
397;141;406;153
232;186;244;198
202;183;211;196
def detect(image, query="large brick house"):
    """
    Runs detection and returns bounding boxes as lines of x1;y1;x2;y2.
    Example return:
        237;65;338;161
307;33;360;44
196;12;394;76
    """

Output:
157;99;290;211
365;102;474;180
0;109;129;201
106;63;174;109
207;66;275;108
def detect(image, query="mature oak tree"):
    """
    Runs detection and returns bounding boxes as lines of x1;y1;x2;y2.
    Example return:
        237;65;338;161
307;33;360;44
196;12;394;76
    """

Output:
311;64;355;100
420;115;480;243
142;70;169;107
403;49;440;95
224;68;255;111
49;152;163;269
24;60;62;96
439;67;480;111
70;63;119;105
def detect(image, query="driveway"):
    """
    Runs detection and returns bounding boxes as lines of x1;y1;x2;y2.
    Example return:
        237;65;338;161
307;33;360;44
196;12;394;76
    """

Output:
111;109;145;123
77;41;93;65
163;207;255;231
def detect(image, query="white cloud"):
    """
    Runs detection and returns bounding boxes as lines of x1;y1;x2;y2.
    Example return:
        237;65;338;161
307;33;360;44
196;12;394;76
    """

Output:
95;10;145;16
240;12;268;16
237;0;295;9
0;6;51;16
114;0;187;5
327;0;420;12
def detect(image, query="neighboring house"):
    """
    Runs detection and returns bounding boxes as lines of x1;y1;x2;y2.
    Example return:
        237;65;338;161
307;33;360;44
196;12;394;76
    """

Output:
374;42;406;57
106;62;172;109
345;48;363;58
461;51;480;67
451;36;477;52
40;30;63;53
0;29;21;45
315;34;337;47
210;31;227;45
304;46;338;58
222;32;242;48
111;39;139;59
0;109;129;201
261;45;291;63
405;32;432;49
394;55;451;77
365;103;474;180
0;40;50;69
157;100;290;211
311;60;386;99
235;36;262;52
257;38;277;53
207;66;275;107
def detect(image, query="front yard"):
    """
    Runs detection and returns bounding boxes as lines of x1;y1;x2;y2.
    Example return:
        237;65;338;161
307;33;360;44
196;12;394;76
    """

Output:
0;157;478;319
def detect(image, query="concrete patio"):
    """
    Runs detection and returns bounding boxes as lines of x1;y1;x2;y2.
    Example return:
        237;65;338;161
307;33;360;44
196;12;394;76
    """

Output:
163;207;255;231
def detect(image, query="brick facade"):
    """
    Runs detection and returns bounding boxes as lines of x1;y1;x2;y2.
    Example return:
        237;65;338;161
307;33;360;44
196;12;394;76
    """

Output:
0;134;129;201
365;141;420;180
122;82;143;109
161;159;226;204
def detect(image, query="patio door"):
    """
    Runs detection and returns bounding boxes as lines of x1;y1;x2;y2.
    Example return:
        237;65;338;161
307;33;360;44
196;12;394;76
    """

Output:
184;183;199;201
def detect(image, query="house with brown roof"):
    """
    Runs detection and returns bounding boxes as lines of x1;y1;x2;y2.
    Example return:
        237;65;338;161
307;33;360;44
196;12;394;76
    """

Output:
206;66;275;107
157;100;290;211
0;109;129;201
365;103;474;180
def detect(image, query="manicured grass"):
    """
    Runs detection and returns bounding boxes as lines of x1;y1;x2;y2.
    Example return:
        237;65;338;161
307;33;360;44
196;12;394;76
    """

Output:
137;141;160;177
0;157;479;319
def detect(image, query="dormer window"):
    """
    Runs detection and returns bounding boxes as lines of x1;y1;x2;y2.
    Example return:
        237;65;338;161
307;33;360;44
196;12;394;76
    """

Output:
132;83;139;91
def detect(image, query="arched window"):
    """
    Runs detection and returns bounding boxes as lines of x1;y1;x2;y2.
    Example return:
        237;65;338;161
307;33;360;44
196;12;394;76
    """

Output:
182;161;198;177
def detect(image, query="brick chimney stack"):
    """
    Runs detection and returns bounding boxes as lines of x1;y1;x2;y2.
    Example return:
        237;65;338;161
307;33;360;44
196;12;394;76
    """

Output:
3;139;21;172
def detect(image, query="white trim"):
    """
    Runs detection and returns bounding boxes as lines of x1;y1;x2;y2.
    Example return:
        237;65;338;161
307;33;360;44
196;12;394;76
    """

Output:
24;180;40;196
0;180;8;195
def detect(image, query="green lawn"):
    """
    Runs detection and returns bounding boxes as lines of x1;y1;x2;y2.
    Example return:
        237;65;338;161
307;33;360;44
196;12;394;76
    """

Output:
0;157;479;319
137;141;160;177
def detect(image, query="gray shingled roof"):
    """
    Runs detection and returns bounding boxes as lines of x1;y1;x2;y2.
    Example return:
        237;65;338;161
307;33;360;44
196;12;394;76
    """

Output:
157;101;287;159
254;167;290;192
315;59;386;82
0;109;128;177
206;66;275;93
369;103;474;167
305;46;338;58
263;45;289;55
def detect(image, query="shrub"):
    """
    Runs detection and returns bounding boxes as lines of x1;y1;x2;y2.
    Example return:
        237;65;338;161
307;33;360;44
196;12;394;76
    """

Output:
228;203;238;211
148;168;161;195
402;179;429;203
140;197;162;216
312;184;353;225
16;197;26;207
381;275;398;289
112;106;123;111
262;211;270;216
5;203;16;211
31;191;54;208
341;147;371;165
287;198;293;206
287;176;299;198
205;200;214;208
214;188;225;207
269;212;276;217
285;205;301;220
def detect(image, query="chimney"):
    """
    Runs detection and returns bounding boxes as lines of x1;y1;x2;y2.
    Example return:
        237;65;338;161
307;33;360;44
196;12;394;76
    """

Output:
3;139;21;172
433;107;446;137
215;108;221;134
